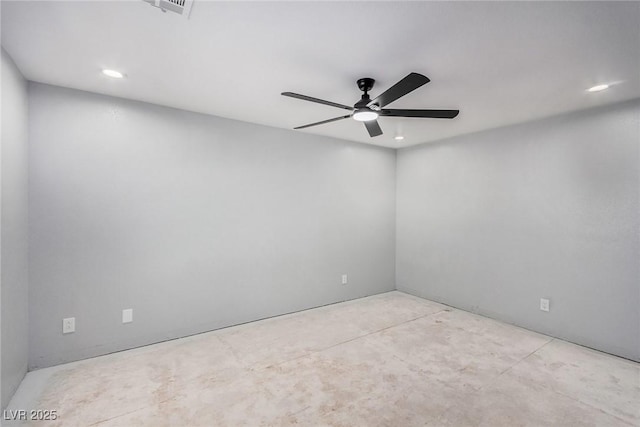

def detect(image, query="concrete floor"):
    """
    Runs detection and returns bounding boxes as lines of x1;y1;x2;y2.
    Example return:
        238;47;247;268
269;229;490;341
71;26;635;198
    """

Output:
6;291;639;426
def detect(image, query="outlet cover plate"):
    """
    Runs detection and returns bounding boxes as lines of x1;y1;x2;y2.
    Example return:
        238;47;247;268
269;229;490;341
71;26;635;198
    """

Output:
122;309;133;324
63;317;75;334
540;298;550;312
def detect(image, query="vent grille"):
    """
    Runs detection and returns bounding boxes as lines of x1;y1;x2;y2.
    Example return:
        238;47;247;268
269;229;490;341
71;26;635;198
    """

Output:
143;0;193;17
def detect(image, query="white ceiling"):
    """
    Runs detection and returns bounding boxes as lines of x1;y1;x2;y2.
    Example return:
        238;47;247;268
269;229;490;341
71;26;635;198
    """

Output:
2;1;639;148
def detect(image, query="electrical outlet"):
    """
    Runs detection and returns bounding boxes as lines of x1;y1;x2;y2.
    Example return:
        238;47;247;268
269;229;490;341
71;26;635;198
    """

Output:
341;274;348;285
62;317;75;334
540;298;550;312
122;309;133;324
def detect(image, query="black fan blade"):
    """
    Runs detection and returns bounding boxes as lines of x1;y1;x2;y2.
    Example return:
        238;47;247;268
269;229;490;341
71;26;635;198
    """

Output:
282;92;354;111
368;73;430;108
380;109;459;119
294;115;351;130
364;120;383;137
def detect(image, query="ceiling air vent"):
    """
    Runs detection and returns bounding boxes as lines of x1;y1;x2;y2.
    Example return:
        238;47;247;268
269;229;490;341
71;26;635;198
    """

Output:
143;0;194;17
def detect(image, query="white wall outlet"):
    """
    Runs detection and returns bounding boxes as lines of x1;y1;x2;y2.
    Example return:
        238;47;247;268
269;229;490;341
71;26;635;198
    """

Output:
122;308;133;324
341;274;348;285
62;317;75;334
540;298;550;312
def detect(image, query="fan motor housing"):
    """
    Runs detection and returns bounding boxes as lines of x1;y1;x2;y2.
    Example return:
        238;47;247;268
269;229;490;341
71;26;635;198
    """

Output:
354;96;372;109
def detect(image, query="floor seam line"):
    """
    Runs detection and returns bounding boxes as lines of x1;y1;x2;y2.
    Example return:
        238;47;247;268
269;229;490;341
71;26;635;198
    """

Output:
496;339;636;426
475;338;636;425
87;398;173;426
261;309;446;370
215;334;249;369
550;387;637;426
497;337;554;378
311;309;447;353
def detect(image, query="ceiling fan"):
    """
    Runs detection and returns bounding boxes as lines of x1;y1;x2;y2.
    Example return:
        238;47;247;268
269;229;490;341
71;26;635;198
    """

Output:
282;72;459;138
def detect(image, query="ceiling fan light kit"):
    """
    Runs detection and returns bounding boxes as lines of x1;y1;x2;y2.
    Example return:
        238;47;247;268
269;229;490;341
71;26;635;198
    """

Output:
352;110;379;122
282;72;459;138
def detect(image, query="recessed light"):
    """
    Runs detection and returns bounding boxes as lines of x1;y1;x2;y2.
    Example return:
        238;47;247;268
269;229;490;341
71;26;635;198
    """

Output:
102;69;124;79
394;136;404;141
587;84;609;92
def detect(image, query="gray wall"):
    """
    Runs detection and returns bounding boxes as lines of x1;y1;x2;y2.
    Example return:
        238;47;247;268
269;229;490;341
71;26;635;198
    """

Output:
1;48;29;408
18;79;640;372
396;99;640;362
28;83;396;369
